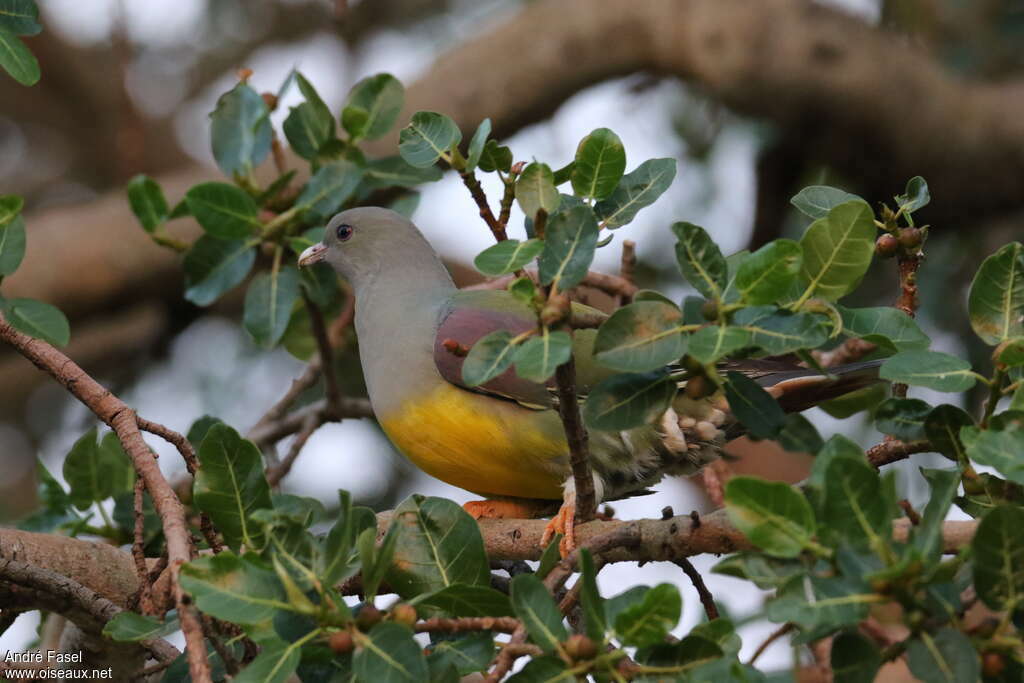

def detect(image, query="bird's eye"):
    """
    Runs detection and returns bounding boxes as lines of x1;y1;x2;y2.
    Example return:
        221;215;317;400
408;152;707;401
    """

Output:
336;224;354;242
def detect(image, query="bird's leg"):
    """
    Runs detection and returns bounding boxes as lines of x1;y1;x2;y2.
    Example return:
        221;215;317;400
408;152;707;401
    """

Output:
462;499;551;520
541;475;603;557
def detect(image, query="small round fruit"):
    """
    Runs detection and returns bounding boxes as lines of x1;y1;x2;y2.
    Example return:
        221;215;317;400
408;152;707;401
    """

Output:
563;634;598;661
355;605;383;630
875;234;898;257
700;299;719;321
390;603;418;627
898;227;923;249
328;631;354;654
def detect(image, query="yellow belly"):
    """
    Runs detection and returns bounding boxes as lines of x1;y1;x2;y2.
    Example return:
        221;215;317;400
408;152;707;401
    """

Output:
379;383;567;499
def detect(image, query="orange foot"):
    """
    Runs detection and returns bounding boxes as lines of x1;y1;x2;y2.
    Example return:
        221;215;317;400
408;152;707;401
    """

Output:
540;501;576;558
463;499;549;520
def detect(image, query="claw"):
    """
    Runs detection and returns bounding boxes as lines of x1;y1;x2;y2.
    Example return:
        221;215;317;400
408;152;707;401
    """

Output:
540;501;577;557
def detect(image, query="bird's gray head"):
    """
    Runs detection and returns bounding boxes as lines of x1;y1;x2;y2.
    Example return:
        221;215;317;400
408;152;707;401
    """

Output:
297;207;446;290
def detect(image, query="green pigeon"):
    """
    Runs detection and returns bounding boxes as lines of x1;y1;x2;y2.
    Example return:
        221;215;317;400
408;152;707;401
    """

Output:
299;207;881;551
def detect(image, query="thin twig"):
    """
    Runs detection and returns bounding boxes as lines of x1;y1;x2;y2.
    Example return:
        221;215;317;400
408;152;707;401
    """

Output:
554;358;597;523
618;239;636;305
468;270;638;301
866;439;931;467
266;412;321;487
892;247;922;398
748;623;794;665
461;170;507;241
674;558;719;620
898;499;921;526
131;478;153;615
303;293;342;413
497;176;517;230
0;315;211;682
485;625;528;683
415;616;520;634
137;417;197;475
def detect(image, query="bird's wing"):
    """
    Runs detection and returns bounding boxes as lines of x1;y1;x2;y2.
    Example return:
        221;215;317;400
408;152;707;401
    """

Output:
433;289;614;408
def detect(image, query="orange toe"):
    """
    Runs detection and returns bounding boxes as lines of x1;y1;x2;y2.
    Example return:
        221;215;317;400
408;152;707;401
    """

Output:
541;502;577;558
463;499;548;520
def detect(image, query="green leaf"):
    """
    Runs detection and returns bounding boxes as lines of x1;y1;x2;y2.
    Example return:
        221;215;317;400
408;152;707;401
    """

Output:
767;576;873;634
126;175;169;233
577;550;605;642
594;158;676;229
905;629;979;683
474;239;544;277
735;240;803;305
179;551;288;624
724;477;815;558
510;574;567;652
711;552;805;589
671;221;727;299
284;102;334;161
924;404;974;463
342;73;404;141
427;632;495;677
687;325;750;364
318;491;375;586
296;160;364;220
593;300;686;372
2;298;70;346
356;626;428;683
506;656;570;683
0;29;38;85
830;631;880;683
962;421;1024;485
912;468;960;563
998;337;1024;367
733;307;828;355
837;305;930;352
971;505;1024;611
797;200;875;302
570;128;626;200
243;265;300;348
513;329;571;382
516;162;561;219
185;182;260;239
874;398;931;441
896;176;930;214
183;235;256;306
192;423;273;552
967;242;1024;345
103;612;179;642
233;638;303;683
0;1;42;35
464;118;491;172
478;139;512;173
398;111;461;168
209;83;272;176
537;205;598;290
613;583;682;647
387;495;490;596
790;185;861;219
778;413;825;454
62;429;134;510
823;457;892;549
417;584;513;617
364;156;443;189
879;350;977;392
583;370;677;431
359;525;398;601
0;193;22;226
723;371;786;439
462;330;518;387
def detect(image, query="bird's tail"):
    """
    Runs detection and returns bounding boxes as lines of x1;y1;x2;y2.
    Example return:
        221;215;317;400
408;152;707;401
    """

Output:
754;359;884;413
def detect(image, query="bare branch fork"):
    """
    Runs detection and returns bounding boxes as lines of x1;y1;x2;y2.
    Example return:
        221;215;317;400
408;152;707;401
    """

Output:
0;314;213;682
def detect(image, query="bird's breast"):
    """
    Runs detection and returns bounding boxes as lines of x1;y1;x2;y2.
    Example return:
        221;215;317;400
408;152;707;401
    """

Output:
378;383;568;500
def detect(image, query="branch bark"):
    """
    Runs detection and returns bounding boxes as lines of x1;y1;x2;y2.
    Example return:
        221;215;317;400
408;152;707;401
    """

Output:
0;316;212;682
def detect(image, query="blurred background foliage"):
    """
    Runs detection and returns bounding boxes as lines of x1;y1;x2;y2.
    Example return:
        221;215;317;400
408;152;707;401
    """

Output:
3;0;1024;672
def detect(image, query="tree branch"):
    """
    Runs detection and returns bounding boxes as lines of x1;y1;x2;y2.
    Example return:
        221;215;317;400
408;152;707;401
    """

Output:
0;316;212;682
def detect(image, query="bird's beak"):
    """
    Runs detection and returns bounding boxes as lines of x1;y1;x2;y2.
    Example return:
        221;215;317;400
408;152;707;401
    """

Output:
298;242;328;267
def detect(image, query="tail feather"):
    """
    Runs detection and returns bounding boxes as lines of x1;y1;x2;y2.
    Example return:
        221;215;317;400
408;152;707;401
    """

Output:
755;359;884;413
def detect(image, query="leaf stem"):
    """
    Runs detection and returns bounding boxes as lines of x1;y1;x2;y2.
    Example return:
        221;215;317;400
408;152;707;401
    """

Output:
980;367;1006;428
